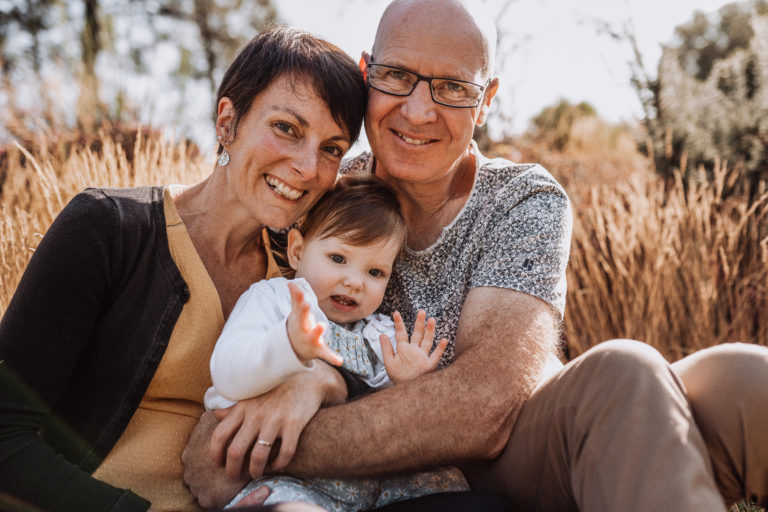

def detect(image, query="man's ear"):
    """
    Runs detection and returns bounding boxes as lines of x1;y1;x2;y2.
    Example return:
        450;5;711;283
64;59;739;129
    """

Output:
216;97;235;141
287;229;305;272
359;52;371;82
475;77;500;127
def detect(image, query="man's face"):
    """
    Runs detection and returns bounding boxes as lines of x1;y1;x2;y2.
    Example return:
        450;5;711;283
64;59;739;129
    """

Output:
365;3;491;186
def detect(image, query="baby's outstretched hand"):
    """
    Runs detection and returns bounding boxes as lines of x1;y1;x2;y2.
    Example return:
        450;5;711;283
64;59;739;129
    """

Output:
380;310;448;383
286;282;343;367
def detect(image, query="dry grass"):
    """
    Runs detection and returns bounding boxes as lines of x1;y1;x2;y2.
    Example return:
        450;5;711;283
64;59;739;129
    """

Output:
491;118;768;362
1;130;766;512
0;130;208;311
565;161;768;360
3;128;767;357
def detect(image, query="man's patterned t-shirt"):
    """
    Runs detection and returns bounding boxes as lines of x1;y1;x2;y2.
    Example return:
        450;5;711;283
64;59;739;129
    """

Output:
340;146;572;367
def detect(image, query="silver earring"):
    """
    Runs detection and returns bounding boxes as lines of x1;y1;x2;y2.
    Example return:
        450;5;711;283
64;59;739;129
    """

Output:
217;135;230;167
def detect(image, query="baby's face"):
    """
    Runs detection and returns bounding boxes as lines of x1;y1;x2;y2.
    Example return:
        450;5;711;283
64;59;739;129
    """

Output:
291;234;401;324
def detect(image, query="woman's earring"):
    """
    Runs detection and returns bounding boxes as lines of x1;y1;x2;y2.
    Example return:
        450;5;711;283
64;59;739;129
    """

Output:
217;135;230;167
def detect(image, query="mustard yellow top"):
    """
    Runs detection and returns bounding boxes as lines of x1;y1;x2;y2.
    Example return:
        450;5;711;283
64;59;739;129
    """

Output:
93;187;282;511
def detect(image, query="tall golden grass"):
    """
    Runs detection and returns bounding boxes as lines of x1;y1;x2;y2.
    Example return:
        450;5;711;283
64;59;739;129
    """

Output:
494;117;768;361
2;129;767;363
565;163;768;359
0;131;207;312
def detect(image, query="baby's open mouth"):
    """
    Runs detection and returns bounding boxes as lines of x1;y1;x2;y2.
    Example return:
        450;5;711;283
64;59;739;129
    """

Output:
332;295;357;307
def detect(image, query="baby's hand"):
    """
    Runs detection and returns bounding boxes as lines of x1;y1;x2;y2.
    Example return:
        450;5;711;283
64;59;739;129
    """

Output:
286;282;343;367
379;310;448;383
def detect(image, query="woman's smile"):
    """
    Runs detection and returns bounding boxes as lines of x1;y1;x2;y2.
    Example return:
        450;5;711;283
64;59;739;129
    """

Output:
264;175;306;201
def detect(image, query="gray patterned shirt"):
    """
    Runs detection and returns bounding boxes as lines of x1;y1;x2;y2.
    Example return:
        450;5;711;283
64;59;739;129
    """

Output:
341;145;572;367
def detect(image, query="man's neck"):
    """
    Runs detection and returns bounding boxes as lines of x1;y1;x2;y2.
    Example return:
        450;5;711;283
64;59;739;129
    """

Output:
375;152;476;251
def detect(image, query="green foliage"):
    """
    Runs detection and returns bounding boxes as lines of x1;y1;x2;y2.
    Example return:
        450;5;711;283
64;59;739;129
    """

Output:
674;2;765;80
652;2;768;189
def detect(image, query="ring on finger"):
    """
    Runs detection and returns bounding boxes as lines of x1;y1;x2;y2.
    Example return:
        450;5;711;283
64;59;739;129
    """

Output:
256;439;273;448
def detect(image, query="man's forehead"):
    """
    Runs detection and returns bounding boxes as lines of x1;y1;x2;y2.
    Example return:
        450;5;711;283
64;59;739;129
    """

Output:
373;0;495;76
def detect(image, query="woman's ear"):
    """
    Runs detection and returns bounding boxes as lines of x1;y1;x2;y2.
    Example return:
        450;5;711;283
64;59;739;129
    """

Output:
216;97;235;141
287;229;305;272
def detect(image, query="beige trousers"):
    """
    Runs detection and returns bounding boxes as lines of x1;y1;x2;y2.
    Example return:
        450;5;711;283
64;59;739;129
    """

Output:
463;340;768;511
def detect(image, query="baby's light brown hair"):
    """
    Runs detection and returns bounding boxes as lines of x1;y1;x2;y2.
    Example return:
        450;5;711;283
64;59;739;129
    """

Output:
299;174;407;250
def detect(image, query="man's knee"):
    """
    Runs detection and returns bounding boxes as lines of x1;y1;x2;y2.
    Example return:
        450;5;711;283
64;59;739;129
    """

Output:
674;342;768;399
672;343;768;507
673;342;768;437
561;339;693;417
575;339;670;383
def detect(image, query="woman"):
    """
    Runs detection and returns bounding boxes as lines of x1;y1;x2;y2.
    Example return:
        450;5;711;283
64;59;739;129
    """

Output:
0;27;367;512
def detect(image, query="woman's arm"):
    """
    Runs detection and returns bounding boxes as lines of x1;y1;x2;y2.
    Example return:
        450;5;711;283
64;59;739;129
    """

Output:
0;190;151;511
0;362;150;511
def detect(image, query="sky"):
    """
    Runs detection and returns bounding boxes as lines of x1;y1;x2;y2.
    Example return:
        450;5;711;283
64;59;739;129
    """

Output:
276;0;737;138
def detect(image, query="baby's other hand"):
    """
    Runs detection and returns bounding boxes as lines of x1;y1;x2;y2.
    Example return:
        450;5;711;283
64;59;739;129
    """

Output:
380;310;448;383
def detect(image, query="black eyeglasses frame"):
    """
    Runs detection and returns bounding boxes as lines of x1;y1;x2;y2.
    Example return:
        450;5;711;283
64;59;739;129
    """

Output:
367;60;489;109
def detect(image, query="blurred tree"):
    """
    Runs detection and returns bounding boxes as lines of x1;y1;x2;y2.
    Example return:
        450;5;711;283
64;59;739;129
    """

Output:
601;0;768;189
77;0;104;132
656;2;768;187
530;99;597;150
0;0;62;131
674;1;768;80
473;0;520;153
0;0;276;142
130;0;276;110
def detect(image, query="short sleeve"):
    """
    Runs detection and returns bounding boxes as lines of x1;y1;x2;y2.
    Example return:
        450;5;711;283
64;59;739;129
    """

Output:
471;167;573;317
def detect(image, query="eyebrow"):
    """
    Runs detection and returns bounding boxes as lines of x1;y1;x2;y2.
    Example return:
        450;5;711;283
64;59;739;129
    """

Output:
373;59;472;83
271;106;349;143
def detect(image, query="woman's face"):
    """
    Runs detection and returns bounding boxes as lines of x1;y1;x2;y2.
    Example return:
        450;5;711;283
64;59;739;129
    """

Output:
218;74;351;229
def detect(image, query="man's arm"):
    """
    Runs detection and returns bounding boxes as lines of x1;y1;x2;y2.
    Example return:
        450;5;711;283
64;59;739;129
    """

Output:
282;286;557;476
182;361;349;509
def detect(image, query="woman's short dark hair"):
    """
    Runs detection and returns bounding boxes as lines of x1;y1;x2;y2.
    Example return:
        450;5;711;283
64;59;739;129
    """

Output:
216;26;367;151
300;174;407;251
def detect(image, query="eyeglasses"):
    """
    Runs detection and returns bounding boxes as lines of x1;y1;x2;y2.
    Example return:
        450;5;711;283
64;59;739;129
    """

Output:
366;61;489;108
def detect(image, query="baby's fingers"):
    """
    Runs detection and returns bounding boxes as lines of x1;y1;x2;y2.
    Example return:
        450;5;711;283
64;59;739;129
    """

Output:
428;338;449;369
379;333;395;367
287;282;304;310
309;323;339;362
317;338;343;367
288;283;315;332
392;311;409;344
410;310;427;344
420;316;437;351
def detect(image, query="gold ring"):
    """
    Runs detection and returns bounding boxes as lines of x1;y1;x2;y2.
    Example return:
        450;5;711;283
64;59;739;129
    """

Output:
256;439;273;447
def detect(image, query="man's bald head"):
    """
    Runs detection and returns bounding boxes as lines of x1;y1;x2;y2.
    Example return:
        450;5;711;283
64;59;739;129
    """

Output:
372;0;497;79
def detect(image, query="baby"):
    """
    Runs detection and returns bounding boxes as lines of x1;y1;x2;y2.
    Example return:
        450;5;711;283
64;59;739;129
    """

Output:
204;175;468;511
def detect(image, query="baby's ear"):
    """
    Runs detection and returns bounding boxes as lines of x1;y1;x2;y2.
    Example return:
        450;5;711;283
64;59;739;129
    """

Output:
286;229;304;271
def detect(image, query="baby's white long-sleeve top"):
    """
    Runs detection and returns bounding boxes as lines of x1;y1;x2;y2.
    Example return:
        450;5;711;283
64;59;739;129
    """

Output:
204;277;394;410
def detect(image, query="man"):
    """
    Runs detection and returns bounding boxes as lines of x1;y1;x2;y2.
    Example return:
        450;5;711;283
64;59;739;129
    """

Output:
185;1;768;510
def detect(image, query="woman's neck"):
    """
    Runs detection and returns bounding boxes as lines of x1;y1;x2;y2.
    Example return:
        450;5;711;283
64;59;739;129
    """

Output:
172;173;268;316
174;173;264;267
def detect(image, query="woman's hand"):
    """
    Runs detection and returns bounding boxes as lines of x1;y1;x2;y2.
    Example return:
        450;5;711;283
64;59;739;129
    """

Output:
286;282;343;367
209;361;347;479
380;310;448;383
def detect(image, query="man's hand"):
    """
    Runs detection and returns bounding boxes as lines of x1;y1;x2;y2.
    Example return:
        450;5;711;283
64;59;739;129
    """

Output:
209;362;346;479
379;310;448;383
286;282;343;367
182;411;251;509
